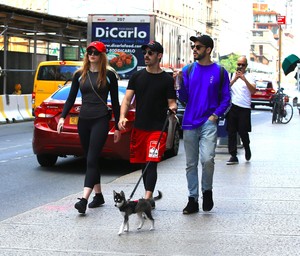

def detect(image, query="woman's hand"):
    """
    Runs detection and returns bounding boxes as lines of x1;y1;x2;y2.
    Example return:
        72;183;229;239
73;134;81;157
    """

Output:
57;118;65;134
114;129;121;143
118;117;128;131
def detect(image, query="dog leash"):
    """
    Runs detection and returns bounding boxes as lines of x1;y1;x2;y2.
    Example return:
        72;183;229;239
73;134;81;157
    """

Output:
128;109;175;201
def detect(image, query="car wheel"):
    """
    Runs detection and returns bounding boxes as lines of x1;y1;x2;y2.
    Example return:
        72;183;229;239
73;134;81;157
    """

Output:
164;126;180;158
36;154;58;167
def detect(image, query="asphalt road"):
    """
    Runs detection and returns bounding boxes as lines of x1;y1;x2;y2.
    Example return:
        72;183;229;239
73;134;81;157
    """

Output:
0;121;133;221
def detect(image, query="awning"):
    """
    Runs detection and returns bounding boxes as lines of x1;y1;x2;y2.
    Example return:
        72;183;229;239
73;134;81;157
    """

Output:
282;54;300;76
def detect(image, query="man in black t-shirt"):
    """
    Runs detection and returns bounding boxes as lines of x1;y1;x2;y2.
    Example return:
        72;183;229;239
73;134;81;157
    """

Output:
119;41;177;204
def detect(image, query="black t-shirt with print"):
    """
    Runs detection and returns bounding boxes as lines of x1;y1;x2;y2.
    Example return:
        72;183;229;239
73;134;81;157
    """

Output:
127;69;176;131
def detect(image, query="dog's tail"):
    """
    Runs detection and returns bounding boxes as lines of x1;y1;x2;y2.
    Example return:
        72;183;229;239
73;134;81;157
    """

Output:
153;190;162;201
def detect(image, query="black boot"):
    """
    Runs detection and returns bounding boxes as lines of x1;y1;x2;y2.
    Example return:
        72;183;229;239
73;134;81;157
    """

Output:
183;197;199;214
74;198;87;214
88;193;105;208
244;145;251;161
202;190;214;212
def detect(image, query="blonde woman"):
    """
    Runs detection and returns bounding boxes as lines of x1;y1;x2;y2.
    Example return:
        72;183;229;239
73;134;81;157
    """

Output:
57;41;121;214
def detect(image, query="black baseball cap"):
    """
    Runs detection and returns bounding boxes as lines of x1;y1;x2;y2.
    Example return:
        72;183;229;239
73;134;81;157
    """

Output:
141;40;163;53
190;35;214;50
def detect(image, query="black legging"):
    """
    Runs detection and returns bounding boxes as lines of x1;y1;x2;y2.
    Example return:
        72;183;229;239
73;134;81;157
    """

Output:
77;116;109;188
142;162;158;192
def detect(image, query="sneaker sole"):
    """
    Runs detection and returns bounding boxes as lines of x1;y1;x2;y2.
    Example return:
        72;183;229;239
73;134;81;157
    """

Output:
88;203;104;208
226;162;239;165
203;205;214;211
183;209;199;214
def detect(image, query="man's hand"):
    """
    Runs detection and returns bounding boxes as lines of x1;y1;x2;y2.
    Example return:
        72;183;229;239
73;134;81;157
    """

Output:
168;107;177;115
236;70;246;81
168;99;177;115
209;114;218;123
114;130;121;143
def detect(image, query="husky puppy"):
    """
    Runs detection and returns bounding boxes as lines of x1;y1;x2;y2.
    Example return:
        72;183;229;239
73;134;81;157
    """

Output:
113;190;162;235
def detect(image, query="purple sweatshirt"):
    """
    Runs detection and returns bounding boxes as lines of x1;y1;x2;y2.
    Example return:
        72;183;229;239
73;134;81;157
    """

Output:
178;62;231;130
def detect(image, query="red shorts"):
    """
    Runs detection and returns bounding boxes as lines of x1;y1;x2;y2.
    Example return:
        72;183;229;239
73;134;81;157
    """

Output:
130;128;167;163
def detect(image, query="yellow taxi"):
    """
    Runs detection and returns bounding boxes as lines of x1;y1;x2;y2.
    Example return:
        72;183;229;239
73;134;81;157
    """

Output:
32;60;82;114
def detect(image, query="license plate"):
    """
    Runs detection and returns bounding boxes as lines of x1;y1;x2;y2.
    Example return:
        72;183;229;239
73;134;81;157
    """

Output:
69;116;78;125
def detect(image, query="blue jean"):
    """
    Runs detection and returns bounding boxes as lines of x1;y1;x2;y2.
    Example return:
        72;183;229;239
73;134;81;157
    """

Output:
183;120;217;201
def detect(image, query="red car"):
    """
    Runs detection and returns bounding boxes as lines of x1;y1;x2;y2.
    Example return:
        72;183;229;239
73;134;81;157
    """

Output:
32;81;180;167
251;80;276;108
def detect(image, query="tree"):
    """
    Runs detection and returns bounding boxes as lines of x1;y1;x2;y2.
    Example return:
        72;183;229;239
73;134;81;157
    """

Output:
219;53;240;74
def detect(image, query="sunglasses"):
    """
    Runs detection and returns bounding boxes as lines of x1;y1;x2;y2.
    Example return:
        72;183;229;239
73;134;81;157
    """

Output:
87;50;101;56
191;45;206;50
142;50;157;56
237;63;246;67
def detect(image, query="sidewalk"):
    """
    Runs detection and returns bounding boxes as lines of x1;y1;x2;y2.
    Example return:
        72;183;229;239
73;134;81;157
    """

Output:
1;109;300;256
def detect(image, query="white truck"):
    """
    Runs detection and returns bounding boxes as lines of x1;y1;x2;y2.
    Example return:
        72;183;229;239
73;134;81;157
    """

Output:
87;14;195;78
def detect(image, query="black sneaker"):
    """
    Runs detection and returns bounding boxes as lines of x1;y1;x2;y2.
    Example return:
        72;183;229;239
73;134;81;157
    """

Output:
226;156;239;165
202;190;214;212
75;198;87;214
245;147;251;161
88;193;105;208
148;190;162;209
183;197;199;214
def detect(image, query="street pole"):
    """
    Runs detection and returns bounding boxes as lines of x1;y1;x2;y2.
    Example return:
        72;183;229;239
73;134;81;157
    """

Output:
278;25;282;88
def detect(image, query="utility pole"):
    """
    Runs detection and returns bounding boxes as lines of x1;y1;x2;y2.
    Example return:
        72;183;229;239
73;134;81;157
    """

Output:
277;14;286;88
278;24;282;88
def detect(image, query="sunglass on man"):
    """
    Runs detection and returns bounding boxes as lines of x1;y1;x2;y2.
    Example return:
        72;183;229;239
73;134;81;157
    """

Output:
191;44;206;51
142;50;158;56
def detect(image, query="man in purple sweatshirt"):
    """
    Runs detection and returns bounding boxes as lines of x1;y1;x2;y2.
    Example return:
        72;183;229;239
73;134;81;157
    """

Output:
177;35;231;214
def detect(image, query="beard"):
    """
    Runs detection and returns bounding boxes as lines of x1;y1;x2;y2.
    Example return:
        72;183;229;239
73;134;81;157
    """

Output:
194;52;206;61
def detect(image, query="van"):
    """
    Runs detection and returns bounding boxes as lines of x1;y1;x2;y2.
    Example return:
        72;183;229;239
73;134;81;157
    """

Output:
32;60;82;114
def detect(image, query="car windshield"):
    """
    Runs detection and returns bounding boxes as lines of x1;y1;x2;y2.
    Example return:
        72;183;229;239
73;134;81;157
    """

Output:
51;83;127;103
256;81;272;89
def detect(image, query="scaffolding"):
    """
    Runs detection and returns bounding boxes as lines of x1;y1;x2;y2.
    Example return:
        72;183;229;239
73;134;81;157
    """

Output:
0;4;87;94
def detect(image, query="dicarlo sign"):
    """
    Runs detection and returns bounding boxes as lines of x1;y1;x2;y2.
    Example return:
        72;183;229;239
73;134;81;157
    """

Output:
95;27;148;39
88;14;193;77
88;14;151;78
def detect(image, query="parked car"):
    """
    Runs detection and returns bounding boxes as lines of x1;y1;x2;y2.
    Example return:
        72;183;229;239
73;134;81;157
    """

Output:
32;81;180;167
251;80;276;108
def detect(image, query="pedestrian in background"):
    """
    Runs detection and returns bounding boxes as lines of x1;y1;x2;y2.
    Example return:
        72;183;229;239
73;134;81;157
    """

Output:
57;41;121;214
118;41;177;206
177;35;231;214
226;56;256;165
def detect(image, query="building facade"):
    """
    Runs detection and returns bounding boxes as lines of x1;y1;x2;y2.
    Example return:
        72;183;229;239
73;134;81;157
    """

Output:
1;0;253;64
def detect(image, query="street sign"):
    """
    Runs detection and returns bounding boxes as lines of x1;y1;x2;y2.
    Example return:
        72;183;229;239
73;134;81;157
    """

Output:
277;15;286;25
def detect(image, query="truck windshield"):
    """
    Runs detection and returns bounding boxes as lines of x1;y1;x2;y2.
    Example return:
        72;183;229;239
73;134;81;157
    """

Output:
37;65;80;81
